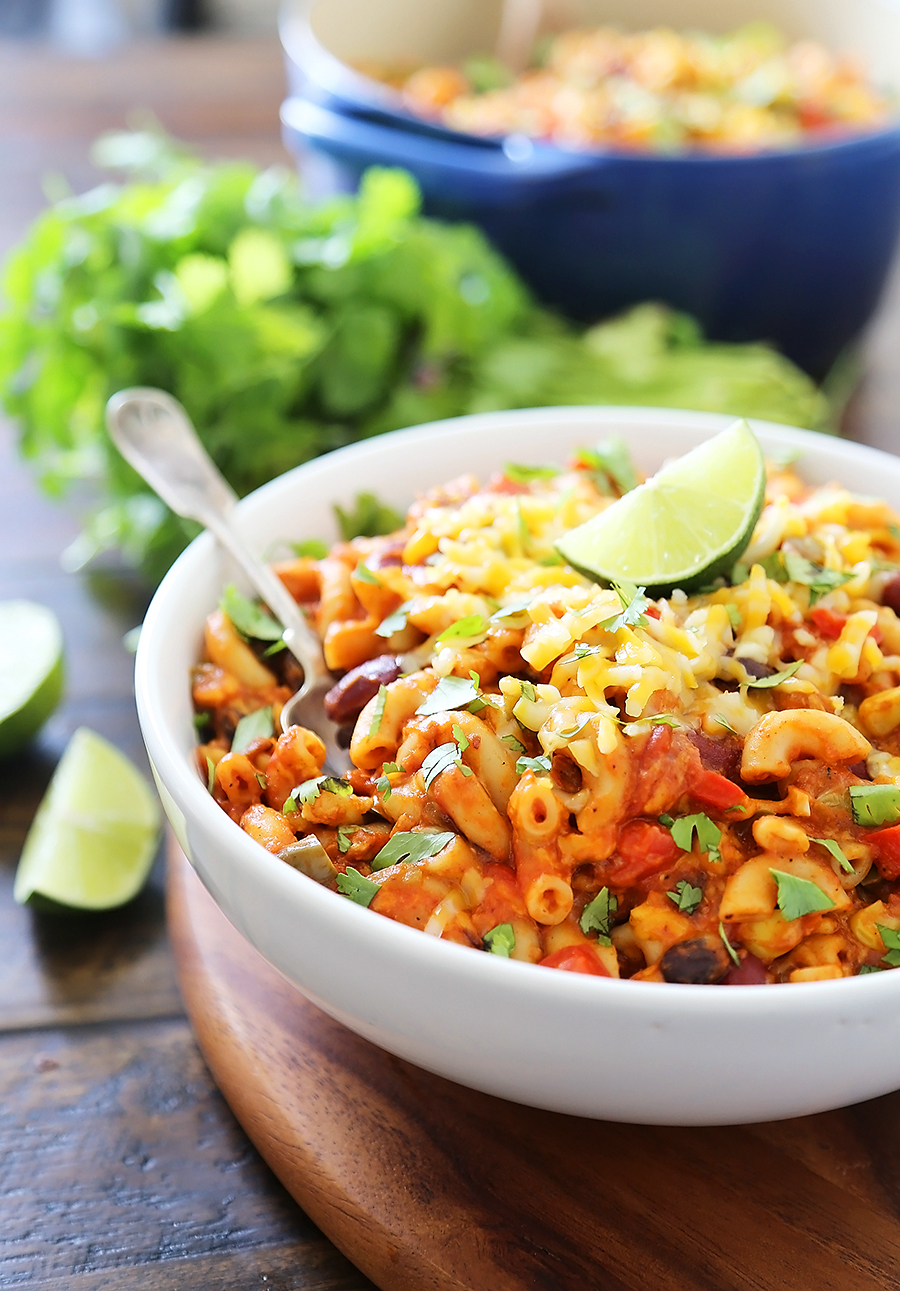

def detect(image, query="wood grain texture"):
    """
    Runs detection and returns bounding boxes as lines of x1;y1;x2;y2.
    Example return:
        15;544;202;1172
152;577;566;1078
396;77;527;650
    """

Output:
169;842;900;1291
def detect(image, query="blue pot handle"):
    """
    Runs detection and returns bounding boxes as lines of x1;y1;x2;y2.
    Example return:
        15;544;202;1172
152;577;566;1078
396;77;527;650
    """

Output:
281;96;601;197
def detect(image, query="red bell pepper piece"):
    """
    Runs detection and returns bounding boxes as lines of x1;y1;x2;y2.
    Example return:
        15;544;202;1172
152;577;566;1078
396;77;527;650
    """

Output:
810;606;848;640
608;820;680;886
689;766;749;813
540;944;610;976
870;824;900;880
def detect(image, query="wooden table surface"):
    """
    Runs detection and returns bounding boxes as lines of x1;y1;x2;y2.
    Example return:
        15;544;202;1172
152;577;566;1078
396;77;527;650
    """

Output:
0;33;898;1290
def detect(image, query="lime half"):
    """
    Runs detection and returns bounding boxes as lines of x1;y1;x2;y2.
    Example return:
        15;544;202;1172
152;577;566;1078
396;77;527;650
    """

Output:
556;420;766;594
14;727;161;911
0;600;64;757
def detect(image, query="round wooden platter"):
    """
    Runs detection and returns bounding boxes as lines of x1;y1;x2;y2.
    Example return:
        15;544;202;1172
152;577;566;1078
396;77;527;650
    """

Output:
167;839;900;1291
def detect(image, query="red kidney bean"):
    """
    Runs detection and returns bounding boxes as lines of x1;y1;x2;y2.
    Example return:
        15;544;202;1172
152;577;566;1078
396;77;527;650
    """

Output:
323;655;402;725
687;730;742;781
659;937;730;984
721;953;769;985
882;572;900;615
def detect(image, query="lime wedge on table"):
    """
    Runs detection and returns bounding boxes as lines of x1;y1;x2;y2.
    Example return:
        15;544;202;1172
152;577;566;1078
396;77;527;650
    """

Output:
555;420;766;595
0;600;64;757
14;728;161;911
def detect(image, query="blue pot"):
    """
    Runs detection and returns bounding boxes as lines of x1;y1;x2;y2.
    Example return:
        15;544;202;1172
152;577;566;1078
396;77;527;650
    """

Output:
279;1;900;378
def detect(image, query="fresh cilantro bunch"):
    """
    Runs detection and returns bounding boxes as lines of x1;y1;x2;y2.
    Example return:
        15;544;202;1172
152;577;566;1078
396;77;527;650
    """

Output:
0;129;829;584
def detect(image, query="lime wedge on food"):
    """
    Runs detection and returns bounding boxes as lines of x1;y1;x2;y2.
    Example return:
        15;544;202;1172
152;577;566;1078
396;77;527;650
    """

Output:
556;420;766;594
14;727;161;911
0;600;64;757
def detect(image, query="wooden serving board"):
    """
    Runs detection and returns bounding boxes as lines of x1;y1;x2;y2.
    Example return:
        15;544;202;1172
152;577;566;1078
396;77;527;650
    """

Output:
168;841;900;1291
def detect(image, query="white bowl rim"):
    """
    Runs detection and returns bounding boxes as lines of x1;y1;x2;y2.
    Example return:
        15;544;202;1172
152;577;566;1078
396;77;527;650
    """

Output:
136;404;900;1017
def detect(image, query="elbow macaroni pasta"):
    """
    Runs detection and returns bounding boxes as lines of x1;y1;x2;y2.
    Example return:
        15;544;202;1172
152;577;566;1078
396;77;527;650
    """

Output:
193;447;900;984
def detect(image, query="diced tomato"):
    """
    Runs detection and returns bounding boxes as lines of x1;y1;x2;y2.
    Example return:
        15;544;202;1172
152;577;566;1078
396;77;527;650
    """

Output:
540;944;610;976
689;767;749;813
608;819;680;886
810;606;848;640
870;824;900;880
487;471;529;495
645;605;661;620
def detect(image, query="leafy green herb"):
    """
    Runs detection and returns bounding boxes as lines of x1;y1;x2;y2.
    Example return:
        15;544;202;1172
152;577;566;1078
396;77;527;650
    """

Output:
231;705;274;754
719;922;740;967
290;537;329;559
452;723;469;753
256;772;267;789
770;869;835;921
744;660;803;689
501;734;526;754
335;493;404;542
713;714;738;735
658;814;675;828
383;762;403;775
647;714;680;728
516;754;552;775
337;825;356;854
875;925;900;967
575;436;639;495
336;867;380;907
783;551;854;605
810;837;854;874
262;638;288;657
483;922;516;956
504;463;559;485
573;643;602;660
436;614;488;645
667;813;722;857
580;887;617;944
600;581;650;633
220;584;282;641
667;879;703;914
370;829;456;871
416;673;480;717
206;755;216;795
518;680;537;703
558;713;592;740
491;599;532;627
284;775;351;813
725;604;742;631
375;760;404;800
193;711;211;733
850;784;900;827
463;53;513;93
422;741;471;790
375;600;413;638
353;560;380;586
859;964;885;975
370;684;387;735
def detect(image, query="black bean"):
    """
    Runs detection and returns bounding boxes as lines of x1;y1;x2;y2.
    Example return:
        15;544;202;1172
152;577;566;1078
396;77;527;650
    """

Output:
659;937;729;985
551;751;583;794
882;572;900;615
323;654;402;725
737;656;774;680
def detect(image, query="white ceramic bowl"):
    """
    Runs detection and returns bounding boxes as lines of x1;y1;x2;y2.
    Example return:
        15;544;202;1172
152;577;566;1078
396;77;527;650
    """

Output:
136;406;900;1125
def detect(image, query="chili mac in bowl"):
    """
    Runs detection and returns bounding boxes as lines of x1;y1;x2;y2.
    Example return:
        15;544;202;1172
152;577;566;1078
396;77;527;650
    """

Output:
136;406;900;1124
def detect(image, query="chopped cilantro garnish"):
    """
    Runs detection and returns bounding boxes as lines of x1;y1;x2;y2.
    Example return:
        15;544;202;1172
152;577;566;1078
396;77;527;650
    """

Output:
580;887;617;944
518;680;537;703
337;825;356;854
284;775;351;814
504;463;560;484
850;784;900;827
206;756;216;795
770;869;835;921
375;761;404;800
452;723;469;753
491;599;531;627
558;713;592;740
600;581;650;633
436;615;488;645
353;560;380;585
573;643;602;659
416;673;481;717
383;762;403;775
375;600;413;638
422;741;471;790
646;714;680;728
575;436;638;495
745;660;803;689
783;551;854;605
877;925;900;967
231;705;274;754
483;922;516;956
334;493;404;542
713;714;738;735
262;638;288;656
220;584;283;641
667;812;722;857
719;922;740;967
725;604;742;631
859;964;885;975
290;537;329;559
336;867;380;907
370;684;387;735
667;879;703;914
371;829;456;871
810;837;854;874
516;754;552;775
255;772;267;790
193;711;211;733
501;734;526;754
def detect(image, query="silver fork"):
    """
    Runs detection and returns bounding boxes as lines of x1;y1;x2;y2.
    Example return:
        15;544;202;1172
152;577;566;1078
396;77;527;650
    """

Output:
106;387;350;773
